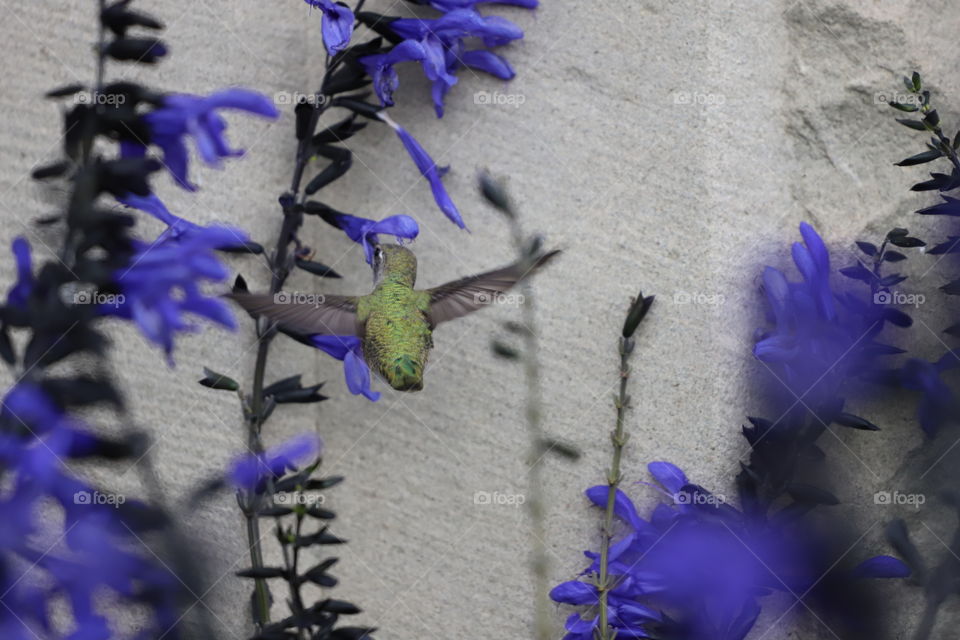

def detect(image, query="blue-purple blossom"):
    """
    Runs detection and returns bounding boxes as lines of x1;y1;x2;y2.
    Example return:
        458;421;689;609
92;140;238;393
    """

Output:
229;433;323;491
753;222;899;415
379;7;527;117
123;88;279;191
551;462;910;640
360;38;457;113
106;224;246;360
427;0;538;10
304;0;354;55
389;8;523;47
117;192;250;251
309;335;380;401
379;112;465;228
320;211;419;264
5;237;33;309
0;385;180;639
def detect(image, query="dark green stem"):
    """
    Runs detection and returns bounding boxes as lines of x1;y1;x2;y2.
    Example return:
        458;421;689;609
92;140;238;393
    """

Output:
505;219;551;639
597;334;633;639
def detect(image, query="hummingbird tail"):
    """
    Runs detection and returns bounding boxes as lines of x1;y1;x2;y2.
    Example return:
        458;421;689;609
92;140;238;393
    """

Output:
386;355;424;392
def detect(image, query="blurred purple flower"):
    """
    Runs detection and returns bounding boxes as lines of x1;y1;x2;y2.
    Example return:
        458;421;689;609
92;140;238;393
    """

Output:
551;461;910;640
0;384;179;638
122;88;279;191
753;222;900;415
107;224;246;360
5;237;33;309
229;433;323;491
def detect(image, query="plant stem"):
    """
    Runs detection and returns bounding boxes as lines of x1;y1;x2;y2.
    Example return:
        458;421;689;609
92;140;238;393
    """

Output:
507;220;551;640
597;333;633;639
239;49;344;631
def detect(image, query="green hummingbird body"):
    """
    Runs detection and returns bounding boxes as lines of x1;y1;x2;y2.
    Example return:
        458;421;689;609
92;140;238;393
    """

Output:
356;275;433;392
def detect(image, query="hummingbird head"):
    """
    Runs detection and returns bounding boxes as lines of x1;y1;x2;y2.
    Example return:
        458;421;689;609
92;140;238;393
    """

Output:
372;243;418;286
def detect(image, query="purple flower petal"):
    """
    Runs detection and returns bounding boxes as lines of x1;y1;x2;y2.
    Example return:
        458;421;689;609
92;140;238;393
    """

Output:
850;555;911;579
380;114;465;228
549;580;597;606
461;49;515;79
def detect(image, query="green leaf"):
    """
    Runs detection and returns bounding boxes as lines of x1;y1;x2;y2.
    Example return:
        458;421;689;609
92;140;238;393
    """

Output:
912;71;922;92
491;340;520;359
198;367;239;391
889;101;919;112
896;118;927;131
895;149;943;166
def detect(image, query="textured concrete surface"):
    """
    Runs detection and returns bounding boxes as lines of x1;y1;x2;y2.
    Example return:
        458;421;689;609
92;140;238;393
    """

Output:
2;0;960;638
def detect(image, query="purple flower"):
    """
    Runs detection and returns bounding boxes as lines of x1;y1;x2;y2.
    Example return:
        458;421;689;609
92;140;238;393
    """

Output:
373;7;526;117
360;38;457;112
107;224;246;360
389;9;523;47
427;0;538;9
551;462;910;640
5;237;33;309
123;88;279;191
304;0;354;55
117;192;250;250
309;335;380;401
229;433;323;491
319;211;419;264
753;223;899;415
379;112;465;228
0;385;180;638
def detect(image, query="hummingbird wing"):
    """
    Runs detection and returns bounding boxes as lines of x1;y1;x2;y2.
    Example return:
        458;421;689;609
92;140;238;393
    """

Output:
228;292;360;335
424;250;560;325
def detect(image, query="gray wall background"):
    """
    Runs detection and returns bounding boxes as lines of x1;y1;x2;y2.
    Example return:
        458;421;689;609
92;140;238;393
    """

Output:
1;0;959;638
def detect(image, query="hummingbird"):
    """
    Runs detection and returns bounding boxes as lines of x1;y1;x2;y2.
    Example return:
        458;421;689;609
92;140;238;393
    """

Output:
229;244;560;392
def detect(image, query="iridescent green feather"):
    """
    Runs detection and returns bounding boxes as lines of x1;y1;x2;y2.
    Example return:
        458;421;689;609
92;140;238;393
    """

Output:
357;276;433;391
